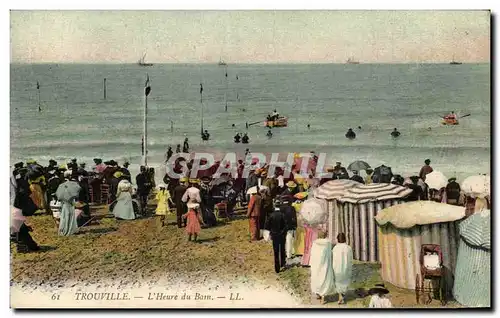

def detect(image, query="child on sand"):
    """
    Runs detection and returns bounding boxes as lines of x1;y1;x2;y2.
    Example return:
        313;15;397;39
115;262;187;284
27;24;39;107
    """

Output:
368;284;392;308
183;202;203;242
155;183;173;227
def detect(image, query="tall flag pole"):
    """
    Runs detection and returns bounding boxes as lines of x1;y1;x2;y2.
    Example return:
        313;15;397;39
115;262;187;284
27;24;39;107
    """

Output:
200;83;204;135
37;81;41;112
143;74;151;166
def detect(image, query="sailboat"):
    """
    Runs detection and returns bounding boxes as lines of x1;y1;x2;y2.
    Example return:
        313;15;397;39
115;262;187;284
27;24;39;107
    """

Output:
138;53;153;67
450;55;462;65
218;57;227;66
346;57;360;64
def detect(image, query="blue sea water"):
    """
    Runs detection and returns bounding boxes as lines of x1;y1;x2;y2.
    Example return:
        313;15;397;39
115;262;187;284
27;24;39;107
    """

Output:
10;63;490;181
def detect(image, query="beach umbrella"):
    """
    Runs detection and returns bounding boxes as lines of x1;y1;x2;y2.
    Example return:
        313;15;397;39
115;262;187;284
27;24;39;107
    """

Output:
299;197;328;226
459;209;490;250
461;175;490;198
246;185;269;195
347;160;371;172
55;180;81;202
209;175;231;188
375;201;466;229
314;179;361;200
425;171;448;190
339;183;413;204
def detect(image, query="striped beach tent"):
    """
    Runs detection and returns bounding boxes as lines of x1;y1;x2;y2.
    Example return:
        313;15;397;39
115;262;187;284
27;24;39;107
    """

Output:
375;201;466;293
313;179;361;244
453;209;491;307
337;183;413;262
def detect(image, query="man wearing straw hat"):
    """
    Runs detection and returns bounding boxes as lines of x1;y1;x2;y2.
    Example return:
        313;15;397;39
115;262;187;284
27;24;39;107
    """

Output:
281;181;297;197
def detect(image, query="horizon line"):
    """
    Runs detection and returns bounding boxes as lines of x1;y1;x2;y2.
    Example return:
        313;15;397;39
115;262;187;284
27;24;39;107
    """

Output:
10;61;490;65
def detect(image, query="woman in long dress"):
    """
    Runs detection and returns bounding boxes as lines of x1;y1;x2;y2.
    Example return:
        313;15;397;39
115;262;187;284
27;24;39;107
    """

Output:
183;202;203;242
332;233;353;305
29;176;46;212
155;183;173;227
310;233;336;304
56;171;80;236
112;180;136;220
301;222;319;266
293;212;306;256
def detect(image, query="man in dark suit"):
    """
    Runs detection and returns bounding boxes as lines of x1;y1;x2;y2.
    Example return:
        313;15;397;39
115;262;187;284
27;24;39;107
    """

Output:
173;177;188;228
136;166;152;215
265;204;288;273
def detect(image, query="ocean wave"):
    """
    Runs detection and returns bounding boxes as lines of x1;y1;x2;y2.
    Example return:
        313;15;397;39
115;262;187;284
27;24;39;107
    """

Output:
10;138;491;152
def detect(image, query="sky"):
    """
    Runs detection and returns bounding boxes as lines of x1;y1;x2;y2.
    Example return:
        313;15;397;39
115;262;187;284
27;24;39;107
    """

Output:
10;10;490;63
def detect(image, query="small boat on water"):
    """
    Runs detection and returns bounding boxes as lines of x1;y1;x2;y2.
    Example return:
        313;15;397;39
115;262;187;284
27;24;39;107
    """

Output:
449;55;462;65
265;117;288;128
138;53;153;67
441;117;459;125
218;57;227;66
346;57;360;64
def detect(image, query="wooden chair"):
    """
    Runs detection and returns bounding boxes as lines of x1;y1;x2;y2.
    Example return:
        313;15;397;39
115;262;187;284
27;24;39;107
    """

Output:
100;184;110;204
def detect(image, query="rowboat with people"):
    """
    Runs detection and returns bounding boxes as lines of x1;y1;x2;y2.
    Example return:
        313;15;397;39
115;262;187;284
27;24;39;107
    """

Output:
264;109;288;128
440;112;470;126
265;116;288;128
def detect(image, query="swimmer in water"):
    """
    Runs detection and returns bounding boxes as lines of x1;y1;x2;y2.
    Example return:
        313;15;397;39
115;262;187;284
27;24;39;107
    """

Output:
358;126;362;130
307;124;311;130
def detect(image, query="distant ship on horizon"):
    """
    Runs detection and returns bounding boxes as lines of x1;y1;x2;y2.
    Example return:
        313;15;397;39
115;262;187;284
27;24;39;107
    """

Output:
346;57;360;64
138;53;153;67
449;55;462;65
218;57;227;66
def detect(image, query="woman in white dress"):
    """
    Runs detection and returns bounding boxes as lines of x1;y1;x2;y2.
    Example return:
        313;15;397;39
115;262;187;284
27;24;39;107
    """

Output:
331;233;353;304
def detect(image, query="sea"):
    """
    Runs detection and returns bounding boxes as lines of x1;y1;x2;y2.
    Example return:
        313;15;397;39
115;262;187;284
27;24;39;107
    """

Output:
10;63;491;182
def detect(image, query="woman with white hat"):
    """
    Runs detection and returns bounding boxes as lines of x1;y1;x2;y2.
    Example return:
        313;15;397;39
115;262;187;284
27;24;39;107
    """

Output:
182;202;203;242
368;283;392;308
155;183;174;227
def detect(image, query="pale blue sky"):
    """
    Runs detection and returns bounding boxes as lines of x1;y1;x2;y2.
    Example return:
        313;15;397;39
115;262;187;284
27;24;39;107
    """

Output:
10;10;490;63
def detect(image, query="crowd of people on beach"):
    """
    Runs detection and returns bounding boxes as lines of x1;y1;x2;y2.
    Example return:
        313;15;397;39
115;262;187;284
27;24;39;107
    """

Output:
10;147;488;306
